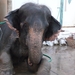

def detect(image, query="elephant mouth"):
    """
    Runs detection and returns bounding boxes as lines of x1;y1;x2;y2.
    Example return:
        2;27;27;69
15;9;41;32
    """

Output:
28;58;33;66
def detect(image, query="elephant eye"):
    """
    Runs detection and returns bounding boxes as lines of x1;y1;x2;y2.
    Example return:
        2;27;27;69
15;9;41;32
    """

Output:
45;22;49;28
45;19;49;26
44;26;48;33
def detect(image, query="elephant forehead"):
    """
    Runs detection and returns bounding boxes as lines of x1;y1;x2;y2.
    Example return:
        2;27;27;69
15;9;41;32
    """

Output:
20;2;51;15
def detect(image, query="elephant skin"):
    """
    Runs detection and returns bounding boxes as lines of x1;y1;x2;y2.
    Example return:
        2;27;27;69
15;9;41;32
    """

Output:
0;2;61;75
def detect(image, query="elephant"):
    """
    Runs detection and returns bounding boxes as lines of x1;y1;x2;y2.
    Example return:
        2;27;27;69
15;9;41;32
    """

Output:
0;2;61;75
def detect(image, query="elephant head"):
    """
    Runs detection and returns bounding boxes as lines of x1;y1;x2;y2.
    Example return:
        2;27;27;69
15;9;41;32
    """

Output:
5;3;61;65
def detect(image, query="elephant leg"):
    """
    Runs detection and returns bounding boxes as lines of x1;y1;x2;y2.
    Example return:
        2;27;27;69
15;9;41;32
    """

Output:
36;58;51;75
0;51;14;75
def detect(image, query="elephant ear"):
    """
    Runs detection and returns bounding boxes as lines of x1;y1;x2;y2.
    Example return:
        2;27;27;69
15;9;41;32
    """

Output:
0;10;20;50
44;16;61;41
4;9;20;39
5;9;21;32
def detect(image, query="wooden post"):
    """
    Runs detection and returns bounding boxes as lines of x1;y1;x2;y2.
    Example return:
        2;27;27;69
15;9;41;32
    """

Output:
0;0;7;21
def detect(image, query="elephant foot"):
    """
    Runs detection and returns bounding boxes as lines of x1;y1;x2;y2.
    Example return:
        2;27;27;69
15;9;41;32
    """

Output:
0;69;14;75
36;58;51;75
0;52;14;75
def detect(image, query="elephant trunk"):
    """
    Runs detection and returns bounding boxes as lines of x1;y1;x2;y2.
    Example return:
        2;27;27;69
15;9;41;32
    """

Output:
27;28;43;64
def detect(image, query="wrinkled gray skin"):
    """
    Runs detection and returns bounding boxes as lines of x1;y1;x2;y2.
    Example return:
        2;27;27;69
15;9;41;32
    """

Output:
0;2;61;75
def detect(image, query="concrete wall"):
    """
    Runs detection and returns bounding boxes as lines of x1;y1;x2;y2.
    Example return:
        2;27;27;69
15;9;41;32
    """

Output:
7;0;12;13
63;0;75;26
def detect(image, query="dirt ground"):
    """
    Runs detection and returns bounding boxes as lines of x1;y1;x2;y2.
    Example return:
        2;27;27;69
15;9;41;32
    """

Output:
14;46;75;75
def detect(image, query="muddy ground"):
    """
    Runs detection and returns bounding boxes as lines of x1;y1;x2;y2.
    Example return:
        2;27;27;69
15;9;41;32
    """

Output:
14;46;75;75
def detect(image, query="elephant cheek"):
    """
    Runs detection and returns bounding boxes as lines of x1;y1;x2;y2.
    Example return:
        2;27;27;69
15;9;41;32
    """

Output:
27;28;43;64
